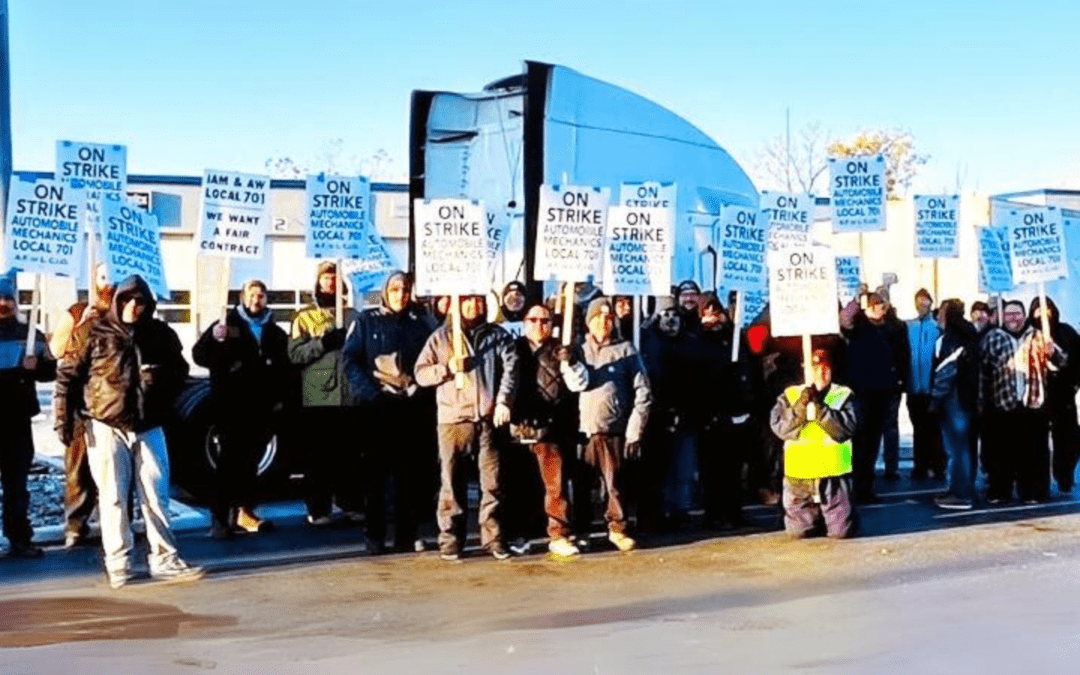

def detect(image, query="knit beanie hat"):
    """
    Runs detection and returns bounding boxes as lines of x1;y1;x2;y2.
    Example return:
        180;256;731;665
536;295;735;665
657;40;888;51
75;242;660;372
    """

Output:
585;297;612;325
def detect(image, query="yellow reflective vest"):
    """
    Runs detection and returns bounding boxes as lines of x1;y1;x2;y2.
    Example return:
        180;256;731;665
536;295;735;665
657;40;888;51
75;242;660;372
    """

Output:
782;384;854;480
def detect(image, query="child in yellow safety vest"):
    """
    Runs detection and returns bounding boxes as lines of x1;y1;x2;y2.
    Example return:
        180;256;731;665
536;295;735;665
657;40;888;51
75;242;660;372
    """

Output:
769;348;859;539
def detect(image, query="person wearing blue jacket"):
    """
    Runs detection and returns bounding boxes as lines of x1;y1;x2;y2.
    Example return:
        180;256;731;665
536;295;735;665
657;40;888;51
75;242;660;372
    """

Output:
906;288;944;480
343;271;436;553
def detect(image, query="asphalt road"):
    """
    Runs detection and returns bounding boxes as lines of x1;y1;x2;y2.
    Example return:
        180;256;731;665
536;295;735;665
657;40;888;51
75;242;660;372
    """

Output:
4;469;1080;674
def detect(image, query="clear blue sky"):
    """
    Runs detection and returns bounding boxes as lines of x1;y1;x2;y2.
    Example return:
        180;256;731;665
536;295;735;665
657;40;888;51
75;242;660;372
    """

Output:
9;0;1079;195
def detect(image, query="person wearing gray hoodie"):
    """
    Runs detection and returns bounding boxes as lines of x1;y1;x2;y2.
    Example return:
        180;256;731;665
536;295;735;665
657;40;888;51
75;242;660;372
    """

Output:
560;297;651;552
414;294;519;560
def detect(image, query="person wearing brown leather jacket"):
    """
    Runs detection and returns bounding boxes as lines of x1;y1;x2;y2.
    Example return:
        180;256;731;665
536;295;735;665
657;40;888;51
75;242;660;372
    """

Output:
55;275;201;589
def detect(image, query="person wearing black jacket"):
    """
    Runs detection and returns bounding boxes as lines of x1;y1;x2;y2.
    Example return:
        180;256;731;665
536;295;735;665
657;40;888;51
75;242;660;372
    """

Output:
193;279;291;538
0;275;56;558
694;292;758;529
504;301;580;557
640;297;701;531
1029;297;1080;493
931;299;980;510
55;275;202;589
839;293;910;503
343;271;436;553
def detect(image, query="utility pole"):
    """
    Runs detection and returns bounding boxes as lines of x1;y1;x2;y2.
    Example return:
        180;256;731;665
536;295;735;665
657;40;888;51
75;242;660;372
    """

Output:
0;0;11;230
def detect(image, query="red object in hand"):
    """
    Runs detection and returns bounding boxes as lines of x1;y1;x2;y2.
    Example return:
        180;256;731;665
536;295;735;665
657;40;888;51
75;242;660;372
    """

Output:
747;324;769;355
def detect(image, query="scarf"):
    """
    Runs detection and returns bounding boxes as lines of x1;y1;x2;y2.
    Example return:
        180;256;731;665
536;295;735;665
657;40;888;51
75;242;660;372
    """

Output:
237;304;273;345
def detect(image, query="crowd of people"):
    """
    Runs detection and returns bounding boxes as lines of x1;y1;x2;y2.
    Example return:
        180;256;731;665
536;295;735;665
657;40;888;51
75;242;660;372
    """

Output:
1;264;1078;588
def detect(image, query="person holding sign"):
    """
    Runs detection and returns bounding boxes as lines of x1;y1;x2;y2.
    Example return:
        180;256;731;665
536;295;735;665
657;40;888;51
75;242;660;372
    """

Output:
769;348;858;539
1015;298;1071;501
193;279;291;538
343;271;437;554
560;297;652;552
288;261;359;526
1028;298;1080;495
0;275;56;558
54;275;201;588
504;301;580;557
977;300;1065;505
695;292;757;530
50;264;114;548
414;295;519;561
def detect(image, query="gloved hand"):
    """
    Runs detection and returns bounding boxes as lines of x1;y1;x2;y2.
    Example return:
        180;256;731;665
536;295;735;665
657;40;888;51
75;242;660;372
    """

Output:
376;371;413;392
556;346;576;365
493;403;512;428
449;355;476;374
623;440;642;460
797;385;817;408
321;328;346;351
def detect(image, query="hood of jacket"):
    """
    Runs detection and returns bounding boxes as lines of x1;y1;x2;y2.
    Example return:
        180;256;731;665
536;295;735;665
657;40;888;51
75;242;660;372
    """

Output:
110;275;156;327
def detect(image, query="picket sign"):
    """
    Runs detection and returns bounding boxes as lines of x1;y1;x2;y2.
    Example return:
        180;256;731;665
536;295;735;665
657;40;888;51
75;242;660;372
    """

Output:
335;257;345;330
802;335;815;420
24;275;40;354
562;282;575;347
451;295;465;390
730;291;743;363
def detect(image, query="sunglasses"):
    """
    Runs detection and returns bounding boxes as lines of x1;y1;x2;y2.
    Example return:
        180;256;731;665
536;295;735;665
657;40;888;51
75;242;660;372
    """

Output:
525;317;552;324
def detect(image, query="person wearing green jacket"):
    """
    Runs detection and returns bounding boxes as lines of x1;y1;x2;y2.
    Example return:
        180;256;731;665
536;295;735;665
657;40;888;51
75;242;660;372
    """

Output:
288;261;358;525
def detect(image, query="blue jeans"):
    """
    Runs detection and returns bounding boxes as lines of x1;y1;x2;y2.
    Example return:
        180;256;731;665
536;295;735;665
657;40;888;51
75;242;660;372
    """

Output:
941;393;975;501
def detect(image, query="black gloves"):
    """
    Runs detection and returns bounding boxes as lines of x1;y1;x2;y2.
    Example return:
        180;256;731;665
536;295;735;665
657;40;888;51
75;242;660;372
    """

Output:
321;328;346;351
449;355;476;374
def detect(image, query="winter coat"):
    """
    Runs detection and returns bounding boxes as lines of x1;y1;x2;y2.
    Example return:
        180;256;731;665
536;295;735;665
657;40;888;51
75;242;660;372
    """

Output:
640;324;702;430
192;305;292;416
511;336;578;441
695;325;759;430
414;320;518;425
842;312;909;393
343;281;436;404
930;327;979;413
906;314;940;395
0;317;55;418
562;334;651;442
55;275;188;433
288;282;357;408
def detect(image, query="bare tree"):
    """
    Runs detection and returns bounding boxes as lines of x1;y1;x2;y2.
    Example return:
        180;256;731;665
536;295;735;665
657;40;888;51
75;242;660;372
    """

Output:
265;140;395;180
750;119;832;194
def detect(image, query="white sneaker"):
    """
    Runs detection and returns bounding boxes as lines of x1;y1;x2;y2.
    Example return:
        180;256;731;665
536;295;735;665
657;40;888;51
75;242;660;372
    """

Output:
108;569;134;590
608;531;637;552
548;537;580;557
151;558;205;584
307;514;333;526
